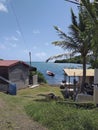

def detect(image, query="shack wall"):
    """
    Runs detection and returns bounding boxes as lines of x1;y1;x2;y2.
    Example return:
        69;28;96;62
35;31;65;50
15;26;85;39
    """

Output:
0;67;8;79
8;63;29;89
0;82;8;92
0;67;9;92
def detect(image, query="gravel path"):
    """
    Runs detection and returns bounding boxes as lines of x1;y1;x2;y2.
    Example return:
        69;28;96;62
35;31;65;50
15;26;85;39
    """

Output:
0;95;48;130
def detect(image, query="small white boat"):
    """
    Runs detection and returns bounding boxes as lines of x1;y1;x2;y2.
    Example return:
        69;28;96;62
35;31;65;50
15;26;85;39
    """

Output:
46;70;55;76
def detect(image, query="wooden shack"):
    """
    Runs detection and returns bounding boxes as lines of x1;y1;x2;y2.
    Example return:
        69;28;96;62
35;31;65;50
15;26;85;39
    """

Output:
63;69;94;88
0;60;30;90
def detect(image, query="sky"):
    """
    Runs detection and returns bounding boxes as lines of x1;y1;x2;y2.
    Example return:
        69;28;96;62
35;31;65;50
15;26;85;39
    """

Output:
0;0;79;62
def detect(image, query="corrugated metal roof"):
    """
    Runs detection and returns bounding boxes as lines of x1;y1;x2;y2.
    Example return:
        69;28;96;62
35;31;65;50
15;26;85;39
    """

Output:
0;60;29;67
63;69;94;77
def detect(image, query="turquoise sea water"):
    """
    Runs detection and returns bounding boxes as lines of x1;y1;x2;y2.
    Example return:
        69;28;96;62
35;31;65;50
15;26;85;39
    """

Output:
31;62;85;85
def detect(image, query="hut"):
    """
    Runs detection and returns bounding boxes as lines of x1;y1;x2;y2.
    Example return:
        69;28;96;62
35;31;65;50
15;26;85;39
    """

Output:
63;69;94;89
0;60;31;91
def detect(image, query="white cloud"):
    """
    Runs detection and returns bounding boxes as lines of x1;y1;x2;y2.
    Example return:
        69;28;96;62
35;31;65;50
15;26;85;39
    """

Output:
4;36;18;42
0;0;7;2
35;52;47;60
32;29;40;34
2;35;19;48
9;43;17;48
16;30;21;36
32;46;37;50
11;36;18;41
45;42;49;46
23;49;29;54
0;2;8;12
0;44;6;49
0;42;17;49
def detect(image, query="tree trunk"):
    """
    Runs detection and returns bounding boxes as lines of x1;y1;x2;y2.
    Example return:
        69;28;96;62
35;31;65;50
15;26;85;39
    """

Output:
80;56;86;93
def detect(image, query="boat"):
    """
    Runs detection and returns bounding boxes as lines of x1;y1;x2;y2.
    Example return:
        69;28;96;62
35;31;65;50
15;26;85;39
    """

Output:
46;70;55;76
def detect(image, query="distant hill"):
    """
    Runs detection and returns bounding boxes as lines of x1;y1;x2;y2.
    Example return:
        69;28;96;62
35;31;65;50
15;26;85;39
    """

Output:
54;55;82;64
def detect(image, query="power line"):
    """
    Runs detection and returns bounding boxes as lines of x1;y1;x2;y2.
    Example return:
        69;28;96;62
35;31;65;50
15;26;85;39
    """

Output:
9;1;26;45
65;0;80;5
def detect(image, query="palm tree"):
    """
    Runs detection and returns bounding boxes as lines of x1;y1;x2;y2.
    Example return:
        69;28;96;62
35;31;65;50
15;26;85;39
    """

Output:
78;0;98;68
47;8;93;93
81;0;98;24
65;0;98;69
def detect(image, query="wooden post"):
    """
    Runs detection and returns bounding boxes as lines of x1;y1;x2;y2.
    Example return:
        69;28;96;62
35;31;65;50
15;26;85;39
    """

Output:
29;52;31;66
73;72;76;101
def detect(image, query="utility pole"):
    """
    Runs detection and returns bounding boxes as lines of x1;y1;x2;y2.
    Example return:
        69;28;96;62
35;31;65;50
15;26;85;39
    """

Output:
29;52;31;66
29;52;32;85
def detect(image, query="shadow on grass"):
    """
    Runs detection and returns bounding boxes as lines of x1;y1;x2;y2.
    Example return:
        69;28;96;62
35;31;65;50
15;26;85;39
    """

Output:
22;95;34;98
57;100;96;109
33;98;51;102
34;93;63;102
37;93;47;97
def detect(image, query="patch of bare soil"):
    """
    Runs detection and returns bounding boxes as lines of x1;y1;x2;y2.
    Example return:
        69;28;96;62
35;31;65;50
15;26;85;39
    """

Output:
0;95;48;130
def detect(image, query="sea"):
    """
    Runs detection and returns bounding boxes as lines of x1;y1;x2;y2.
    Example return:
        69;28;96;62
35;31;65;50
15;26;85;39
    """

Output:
30;62;90;85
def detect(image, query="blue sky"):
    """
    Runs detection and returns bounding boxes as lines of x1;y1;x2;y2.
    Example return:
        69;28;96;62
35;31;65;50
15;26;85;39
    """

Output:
0;0;79;61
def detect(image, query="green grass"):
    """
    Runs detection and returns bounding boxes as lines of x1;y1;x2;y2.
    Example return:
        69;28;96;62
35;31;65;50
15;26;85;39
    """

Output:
18;84;98;130
1;84;98;130
25;100;98;130
18;83;63;100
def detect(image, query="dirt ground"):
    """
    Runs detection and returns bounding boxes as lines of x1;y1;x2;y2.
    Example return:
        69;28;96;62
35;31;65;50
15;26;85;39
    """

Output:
0;94;48;130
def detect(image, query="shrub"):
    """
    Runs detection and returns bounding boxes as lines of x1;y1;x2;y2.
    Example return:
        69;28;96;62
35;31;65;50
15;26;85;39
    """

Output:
30;71;47;83
37;71;47;83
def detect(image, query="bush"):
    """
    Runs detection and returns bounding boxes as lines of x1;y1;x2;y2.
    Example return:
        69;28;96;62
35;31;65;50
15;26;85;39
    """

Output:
30;71;47;83
37;71;47;83
57;101;96;109
75;102;96;109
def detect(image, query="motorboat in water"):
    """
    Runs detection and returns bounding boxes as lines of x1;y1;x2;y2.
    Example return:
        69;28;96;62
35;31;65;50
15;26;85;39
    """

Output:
46;70;55;76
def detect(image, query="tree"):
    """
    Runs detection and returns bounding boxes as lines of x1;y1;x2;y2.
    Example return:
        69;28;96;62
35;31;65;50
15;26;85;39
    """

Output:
65;0;98;68
47;8;93;93
82;0;98;68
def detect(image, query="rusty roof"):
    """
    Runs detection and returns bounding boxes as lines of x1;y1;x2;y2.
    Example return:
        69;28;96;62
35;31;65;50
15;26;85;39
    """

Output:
0;60;29;67
63;69;94;77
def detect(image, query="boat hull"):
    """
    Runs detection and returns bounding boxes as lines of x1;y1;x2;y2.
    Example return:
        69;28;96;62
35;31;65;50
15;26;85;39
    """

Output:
46;71;55;76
